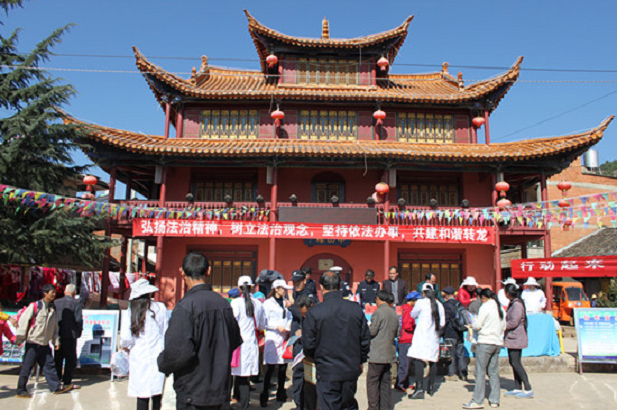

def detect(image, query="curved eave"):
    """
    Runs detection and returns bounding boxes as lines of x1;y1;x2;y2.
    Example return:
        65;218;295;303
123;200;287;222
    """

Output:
133;48;524;109
244;10;414;71
66;115;613;165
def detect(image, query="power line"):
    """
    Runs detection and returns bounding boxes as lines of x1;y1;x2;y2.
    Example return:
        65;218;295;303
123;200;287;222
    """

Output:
494;89;617;141
5;52;617;74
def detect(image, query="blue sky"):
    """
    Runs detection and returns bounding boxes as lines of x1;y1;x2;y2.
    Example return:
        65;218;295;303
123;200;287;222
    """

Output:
4;0;617;192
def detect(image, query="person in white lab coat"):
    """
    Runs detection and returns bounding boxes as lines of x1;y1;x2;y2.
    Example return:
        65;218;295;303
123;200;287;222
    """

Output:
231;276;266;410
120;279;168;410
260;279;293;407
407;283;445;400
498;278;518;308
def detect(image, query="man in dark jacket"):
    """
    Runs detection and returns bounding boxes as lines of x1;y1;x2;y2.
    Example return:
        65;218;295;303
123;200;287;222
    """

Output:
303;271;370;410
158;252;242;410
54;284;83;390
290;296;316;410
301;266;318;300
356;270;380;308
416;273;445;304
292;270;317;304
442;286;468;381
382;266;408;306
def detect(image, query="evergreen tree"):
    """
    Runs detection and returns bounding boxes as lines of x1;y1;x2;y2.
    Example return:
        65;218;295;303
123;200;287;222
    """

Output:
0;0;113;268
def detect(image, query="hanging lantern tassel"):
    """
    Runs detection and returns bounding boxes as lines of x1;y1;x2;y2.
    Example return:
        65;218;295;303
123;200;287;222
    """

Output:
377;57;389;71
271;108;285;128
495;181;510;198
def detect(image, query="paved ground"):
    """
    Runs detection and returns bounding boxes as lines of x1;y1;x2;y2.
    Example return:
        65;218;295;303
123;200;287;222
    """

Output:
1;363;617;410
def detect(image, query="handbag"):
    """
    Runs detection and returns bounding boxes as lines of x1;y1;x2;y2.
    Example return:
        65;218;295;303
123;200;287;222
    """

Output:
231;346;241;368
282;341;294;360
253;316;265;349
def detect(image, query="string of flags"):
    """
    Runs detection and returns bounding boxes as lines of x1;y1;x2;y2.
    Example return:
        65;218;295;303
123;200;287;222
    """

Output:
1;183;616;229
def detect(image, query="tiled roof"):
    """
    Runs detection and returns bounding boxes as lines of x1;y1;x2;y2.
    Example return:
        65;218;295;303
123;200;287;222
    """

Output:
553;228;617;257
69;115;613;163
133;46;523;108
244;10;414;71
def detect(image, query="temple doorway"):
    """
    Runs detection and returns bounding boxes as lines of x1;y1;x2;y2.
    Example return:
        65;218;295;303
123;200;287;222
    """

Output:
301;253;353;283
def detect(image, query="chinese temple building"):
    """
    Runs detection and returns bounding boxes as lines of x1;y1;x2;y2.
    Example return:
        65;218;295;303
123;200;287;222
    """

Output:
71;11;612;307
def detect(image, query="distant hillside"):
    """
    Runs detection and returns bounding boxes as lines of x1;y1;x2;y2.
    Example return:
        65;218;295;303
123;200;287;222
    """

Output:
600;160;617;177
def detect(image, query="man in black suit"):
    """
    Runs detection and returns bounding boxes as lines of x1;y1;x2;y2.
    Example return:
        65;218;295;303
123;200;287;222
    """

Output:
382;266;408;306
303;271;370;410
54;284;83;390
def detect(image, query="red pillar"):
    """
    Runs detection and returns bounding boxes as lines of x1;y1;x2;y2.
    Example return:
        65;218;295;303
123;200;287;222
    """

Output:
471;124;478;144
101;166;117;307
176;106;184;139
269;168;278;271
484;110;491;145
155;167;167;280
541;172;553;311
383;240;390;281
164;102;171;139
490;174;498;207
490;173;502;290
142;243;148;273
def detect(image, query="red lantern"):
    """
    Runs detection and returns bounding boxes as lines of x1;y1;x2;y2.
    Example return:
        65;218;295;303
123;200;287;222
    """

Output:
472;117;485;128
495;181;510;198
373;109;386;126
83;175;97;193
558;199;569;208
375;182;390;194
377;57;389;71
271;109;285;127
557;181;571;192
266;54;278;68
497;198;511;209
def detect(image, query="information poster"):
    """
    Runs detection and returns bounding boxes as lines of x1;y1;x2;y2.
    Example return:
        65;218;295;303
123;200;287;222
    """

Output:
574;308;617;365
0;312;23;364
77;310;119;368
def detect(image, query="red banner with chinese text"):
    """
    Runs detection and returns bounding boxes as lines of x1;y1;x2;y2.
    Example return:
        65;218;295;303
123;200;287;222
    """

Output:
511;255;617;278
132;219;495;245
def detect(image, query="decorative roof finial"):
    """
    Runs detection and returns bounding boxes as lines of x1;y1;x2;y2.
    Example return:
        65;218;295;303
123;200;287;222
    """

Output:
441;62;449;74
200;55;209;72
322;17;330;40
457;72;464;90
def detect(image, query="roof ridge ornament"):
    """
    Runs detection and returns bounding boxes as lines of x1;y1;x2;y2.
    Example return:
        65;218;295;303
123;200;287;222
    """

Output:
322;16;330;39
458;72;464;90
193;55;210;85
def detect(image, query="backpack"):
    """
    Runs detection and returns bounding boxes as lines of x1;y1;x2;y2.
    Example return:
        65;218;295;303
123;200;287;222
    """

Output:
15;301;43;332
451;300;471;332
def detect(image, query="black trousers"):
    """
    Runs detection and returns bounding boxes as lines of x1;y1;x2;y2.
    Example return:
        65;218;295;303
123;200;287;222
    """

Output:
507;348;532;391
316;379;359;410
18;343;61;393
263;364;287;393
395;343;410;389
55;337;78;385
414;360;436;391
366;363;391;410
293;362;305;409
233;376;250;410
176;402;222;410
137;395;162;410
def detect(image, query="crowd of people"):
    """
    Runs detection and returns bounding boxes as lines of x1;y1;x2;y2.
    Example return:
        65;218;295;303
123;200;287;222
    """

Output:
1;254;548;410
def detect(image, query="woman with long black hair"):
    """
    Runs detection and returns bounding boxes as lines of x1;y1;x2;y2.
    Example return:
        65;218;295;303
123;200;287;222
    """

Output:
463;288;506;409
231;275;266;410
120;279;168;410
260;279;293;407
503;283;533;399
407;283;445;399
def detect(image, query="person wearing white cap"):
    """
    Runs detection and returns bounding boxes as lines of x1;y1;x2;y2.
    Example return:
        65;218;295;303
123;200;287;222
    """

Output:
457;277;479;308
231;276;266;410
498;278;518;308
521;277;546;314
260;279;293;407
120;279;168;410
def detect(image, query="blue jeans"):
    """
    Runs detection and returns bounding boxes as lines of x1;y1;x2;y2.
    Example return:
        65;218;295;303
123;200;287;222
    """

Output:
472;343;501;405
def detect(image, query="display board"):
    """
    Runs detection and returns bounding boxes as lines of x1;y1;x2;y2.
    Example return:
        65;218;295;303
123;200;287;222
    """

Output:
0;312;22;364
77;310;119;368
574;307;617;371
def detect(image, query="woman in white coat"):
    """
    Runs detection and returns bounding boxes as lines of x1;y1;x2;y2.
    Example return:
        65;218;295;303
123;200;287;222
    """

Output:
408;283;445;399
260;279;293;407
120;279;168;410
231;276;266;410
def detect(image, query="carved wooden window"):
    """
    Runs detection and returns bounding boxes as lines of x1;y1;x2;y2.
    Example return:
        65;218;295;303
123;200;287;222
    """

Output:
297;58;359;86
398;183;459;207
198;249;257;293
193;181;255;202
399;253;462;290
201;110;258;139
312;172;345;203
299;110;357;140
397;113;455;143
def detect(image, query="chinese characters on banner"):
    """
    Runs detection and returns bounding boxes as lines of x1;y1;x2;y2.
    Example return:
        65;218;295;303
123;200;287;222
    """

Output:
132;219;495;245
511;255;617;279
